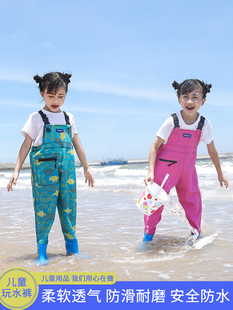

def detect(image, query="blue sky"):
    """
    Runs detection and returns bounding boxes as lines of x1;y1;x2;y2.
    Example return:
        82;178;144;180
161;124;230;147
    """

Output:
0;0;232;163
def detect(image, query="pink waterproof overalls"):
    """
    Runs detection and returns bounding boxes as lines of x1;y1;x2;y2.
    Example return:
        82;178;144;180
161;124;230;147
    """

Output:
144;113;205;236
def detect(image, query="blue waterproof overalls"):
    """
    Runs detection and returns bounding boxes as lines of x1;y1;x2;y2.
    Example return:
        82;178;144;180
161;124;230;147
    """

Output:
30;110;78;254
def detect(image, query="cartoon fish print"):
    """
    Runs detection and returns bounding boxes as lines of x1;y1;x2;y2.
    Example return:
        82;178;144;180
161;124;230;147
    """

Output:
62;170;70;179
49;176;59;182
44;169;53;176
64;233;75;240
69;186;76;192
37;211;46;217
60;132;65;141
64;208;71;214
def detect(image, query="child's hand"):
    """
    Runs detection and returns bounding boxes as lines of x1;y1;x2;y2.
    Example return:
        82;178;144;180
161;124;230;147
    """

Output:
84;169;95;187
218;174;229;188
7;172;19;192
144;172;154;186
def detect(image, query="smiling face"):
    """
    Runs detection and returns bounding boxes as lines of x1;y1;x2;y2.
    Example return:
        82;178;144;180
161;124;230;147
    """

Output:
178;87;206;124
41;87;66;113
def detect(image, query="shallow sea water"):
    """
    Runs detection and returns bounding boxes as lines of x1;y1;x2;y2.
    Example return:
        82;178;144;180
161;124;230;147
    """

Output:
0;159;232;281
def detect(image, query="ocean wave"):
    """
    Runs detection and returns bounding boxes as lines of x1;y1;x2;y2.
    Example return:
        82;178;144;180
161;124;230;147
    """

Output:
1;161;232;199
192;233;218;250
112;254;184;264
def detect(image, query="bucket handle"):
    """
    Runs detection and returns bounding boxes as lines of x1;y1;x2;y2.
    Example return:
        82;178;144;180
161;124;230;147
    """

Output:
161;174;169;189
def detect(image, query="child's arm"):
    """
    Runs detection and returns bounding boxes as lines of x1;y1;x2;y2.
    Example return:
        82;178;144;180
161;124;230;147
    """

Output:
7;134;33;191
72;134;95;187
144;136;164;185
207;141;229;188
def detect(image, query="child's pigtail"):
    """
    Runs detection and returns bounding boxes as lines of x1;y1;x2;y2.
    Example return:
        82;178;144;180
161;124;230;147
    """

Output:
33;72;72;93
33;75;43;84
205;83;212;94
33;75;45;92
172;80;180;90
172;80;181;97
200;81;212;98
63;73;72;84
172;79;212;98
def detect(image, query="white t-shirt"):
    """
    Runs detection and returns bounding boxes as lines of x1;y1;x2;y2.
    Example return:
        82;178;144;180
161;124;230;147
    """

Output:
156;110;213;145
21;109;78;146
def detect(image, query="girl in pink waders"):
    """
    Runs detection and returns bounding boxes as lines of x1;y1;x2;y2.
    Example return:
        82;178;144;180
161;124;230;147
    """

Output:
143;79;229;241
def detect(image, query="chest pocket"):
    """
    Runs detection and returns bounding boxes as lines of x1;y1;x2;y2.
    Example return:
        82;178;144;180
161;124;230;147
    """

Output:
36;156;59;186
154;153;181;189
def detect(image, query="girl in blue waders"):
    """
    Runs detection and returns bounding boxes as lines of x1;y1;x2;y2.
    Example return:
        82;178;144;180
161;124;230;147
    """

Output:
7;72;95;265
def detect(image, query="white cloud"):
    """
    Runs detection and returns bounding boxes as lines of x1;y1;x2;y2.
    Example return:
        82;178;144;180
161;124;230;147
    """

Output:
71;80;174;102
65;105;123;115
0;99;38;108
0;123;23;127
208;93;233;108
0;69;232;108
0;70;174;102
0;70;32;84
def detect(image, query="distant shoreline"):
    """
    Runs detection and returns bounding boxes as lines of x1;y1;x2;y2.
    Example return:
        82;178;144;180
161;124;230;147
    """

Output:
0;152;232;171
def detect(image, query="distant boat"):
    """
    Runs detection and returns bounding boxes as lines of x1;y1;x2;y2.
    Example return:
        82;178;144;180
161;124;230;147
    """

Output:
100;158;128;166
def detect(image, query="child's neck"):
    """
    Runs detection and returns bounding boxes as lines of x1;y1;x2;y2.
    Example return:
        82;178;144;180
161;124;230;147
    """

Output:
180;110;199;125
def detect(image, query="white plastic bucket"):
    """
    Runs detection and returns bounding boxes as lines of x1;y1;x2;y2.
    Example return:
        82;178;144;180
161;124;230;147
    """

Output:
136;174;170;216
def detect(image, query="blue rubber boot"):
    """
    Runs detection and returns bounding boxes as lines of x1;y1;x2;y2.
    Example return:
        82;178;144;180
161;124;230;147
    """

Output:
65;239;79;255
37;243;48;265
191;232;202;239
143;232;154;242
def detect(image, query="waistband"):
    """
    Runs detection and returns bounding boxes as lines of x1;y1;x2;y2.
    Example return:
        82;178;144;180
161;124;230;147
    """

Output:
159;144;198;154
31;141;73;152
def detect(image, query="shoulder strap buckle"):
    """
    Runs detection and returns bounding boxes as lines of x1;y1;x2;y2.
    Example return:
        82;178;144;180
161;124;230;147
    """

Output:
171;113;180;128
38;110;50;125
197;116;205;131
63;111;70;125
38;110;70;126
